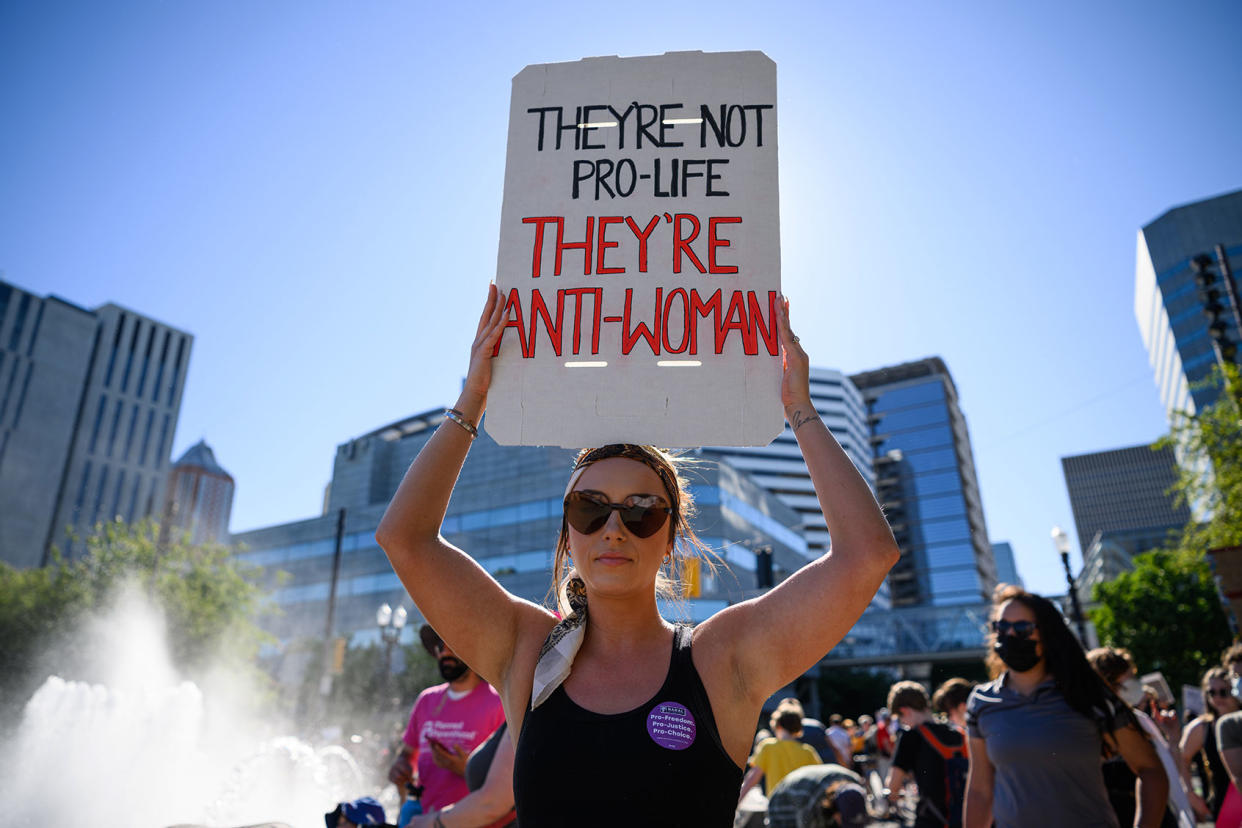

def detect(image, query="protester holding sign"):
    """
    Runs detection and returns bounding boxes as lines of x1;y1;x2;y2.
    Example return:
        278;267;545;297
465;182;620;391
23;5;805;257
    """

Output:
375;285;899;826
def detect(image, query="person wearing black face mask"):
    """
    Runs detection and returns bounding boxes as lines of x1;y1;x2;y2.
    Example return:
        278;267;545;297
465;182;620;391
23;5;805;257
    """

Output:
388;624;506;821
962;585;1168;828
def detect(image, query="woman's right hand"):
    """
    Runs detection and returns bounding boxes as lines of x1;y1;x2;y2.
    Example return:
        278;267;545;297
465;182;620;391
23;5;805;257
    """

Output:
461;283;508;406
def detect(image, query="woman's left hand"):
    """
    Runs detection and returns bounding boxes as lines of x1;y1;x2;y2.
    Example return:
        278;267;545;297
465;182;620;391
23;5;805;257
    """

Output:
776;294;811;410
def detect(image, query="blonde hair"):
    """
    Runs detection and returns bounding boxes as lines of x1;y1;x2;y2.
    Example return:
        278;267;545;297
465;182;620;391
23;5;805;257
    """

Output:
551;444;716;615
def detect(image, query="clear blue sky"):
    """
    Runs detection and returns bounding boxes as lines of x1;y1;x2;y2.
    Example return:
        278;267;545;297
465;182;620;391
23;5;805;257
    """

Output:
3;0;1240;597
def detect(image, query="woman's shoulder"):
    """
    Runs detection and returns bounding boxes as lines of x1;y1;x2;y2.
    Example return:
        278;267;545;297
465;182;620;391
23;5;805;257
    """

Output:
965;676;1005;708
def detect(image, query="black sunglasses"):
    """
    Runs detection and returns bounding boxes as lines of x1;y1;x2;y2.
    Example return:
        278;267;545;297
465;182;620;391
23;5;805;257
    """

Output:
564;491;672;538
991;620;1037;639
1209;688;1233;698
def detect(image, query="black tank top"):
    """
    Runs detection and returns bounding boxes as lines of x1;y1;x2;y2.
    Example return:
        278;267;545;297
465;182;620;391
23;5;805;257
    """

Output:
1202;716;1229;817
513;624;743;826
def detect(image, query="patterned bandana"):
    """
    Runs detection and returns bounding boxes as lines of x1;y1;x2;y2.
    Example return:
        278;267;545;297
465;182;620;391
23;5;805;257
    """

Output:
529;444;678;710
530;574;588;709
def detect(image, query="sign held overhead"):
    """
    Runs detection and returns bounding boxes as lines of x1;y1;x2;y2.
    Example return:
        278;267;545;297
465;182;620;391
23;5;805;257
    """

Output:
486;50;783;448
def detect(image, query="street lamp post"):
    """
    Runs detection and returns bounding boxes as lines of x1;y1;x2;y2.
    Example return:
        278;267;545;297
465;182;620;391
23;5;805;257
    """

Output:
1052;526;1089;645
376;602;407;701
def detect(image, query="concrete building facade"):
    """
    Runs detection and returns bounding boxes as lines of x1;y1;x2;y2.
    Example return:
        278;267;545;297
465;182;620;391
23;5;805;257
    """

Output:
164;440;235;546
1061;443;1189;555
0;280;192;566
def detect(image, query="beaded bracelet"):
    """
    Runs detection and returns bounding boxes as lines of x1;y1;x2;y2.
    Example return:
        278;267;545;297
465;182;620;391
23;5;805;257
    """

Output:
443;408;478;439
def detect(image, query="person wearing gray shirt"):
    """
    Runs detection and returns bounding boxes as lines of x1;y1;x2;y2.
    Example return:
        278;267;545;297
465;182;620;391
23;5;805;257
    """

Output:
964;586;1167;828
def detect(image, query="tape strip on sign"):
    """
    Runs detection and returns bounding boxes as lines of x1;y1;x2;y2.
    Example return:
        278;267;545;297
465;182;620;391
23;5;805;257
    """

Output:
486;50;783;449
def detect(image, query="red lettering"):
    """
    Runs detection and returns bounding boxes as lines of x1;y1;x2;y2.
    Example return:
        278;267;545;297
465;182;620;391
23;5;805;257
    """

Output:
556;217;594;276
708;217;741;274
688;289;722;355
622;288;662;356
624;215;660;273
719;290;756;354
749;291;779;356
522;217;559;277
528;288;564;357
673;214;706;274
596;216;624;274
495;288;530;358
562;287;603;355
661;288;691;354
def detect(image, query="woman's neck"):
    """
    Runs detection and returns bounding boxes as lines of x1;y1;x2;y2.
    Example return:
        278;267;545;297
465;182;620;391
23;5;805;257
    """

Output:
1006;663;1049;696
582;593;670;655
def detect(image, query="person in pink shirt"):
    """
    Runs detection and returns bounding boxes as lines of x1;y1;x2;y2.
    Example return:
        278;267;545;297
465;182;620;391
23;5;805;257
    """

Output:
389;624;505;814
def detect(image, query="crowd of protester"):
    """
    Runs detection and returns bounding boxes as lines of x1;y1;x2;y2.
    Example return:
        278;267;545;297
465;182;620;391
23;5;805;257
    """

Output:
321;582;1242;828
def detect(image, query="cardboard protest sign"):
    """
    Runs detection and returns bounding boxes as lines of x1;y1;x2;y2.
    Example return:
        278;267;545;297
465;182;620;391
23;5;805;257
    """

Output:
486;50;783;448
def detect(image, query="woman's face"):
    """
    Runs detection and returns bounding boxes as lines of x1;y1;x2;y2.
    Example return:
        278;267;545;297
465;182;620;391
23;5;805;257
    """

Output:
567;457;674;600
996;599;1043;668
1208;675;1239;714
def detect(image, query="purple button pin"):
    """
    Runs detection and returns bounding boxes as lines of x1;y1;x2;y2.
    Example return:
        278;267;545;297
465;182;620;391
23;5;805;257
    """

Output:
647;701;696;750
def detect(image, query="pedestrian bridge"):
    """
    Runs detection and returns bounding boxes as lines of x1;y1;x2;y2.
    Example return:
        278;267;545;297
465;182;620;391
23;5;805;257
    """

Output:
820;602;992;668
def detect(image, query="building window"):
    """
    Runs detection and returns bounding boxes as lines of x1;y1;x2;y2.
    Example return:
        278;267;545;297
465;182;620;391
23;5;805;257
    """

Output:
91;466;111;528
0;284;11;330
110;469;126;523
88;395;108;454
104;314;126;389
151;331;170;403
7;293;31;351
135;326;156;398
0;358;19;422
72;461;94;527
127;474;142;523
138;408;154;465
106;399;123;457
24;302;44;357
120;320;142;393
155;413;170;468
123;404;140;462
9;361;34;429
167;336;186;406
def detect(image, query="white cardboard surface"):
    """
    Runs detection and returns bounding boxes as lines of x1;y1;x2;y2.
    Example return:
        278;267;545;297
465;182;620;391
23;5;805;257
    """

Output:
486;50;783;448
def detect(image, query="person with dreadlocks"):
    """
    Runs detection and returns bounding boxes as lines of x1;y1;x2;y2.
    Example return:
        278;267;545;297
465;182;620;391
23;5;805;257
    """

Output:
962;585;1167;828
375;285;900;827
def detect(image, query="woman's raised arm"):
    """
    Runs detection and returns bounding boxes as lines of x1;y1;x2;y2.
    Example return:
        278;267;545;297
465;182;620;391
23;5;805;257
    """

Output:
376;284;554;688
698;296;900;705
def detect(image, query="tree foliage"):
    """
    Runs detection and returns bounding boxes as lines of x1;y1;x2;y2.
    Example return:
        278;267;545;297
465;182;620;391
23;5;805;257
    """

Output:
1090;548;1232;692
1091;364;1242;693
1157;363;1242;553
0;519;273;720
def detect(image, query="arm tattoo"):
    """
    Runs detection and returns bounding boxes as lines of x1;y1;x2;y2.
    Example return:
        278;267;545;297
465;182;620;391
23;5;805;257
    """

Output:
791;408;819;431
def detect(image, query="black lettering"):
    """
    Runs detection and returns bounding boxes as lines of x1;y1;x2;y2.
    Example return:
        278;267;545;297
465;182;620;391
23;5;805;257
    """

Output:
659;103;684;147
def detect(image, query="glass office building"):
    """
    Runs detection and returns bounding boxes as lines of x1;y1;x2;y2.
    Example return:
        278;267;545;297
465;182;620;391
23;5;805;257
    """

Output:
1135;188;1242;419
850;358;996;607
233;408;809;651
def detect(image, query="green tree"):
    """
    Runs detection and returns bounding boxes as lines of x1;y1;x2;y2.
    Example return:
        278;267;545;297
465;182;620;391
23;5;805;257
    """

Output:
1090;547;1232;692
1157;363;1242;554
0;518;274;721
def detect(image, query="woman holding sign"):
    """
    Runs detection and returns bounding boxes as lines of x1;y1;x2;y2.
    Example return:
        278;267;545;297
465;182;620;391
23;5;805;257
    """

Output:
376;284;899;826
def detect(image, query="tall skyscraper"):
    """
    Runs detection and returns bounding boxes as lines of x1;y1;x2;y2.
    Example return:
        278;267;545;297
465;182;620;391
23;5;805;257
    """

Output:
0;279;192;567
1060;443;1189;555
850;358;996;607
1135;188;1242;420
164;440;235;545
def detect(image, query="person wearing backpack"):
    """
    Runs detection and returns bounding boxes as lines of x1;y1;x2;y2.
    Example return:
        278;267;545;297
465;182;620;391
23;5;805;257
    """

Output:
885;680;969;828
